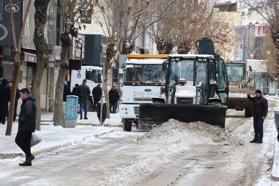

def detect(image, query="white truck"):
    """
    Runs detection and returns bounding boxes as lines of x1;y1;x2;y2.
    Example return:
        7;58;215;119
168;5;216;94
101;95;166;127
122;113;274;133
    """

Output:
119;54;168;131
70;65;102;91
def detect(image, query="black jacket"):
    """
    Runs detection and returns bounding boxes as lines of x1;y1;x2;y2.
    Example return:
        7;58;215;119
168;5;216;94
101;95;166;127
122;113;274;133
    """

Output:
72;87;80;97
93;86;102;101
18;97;36;132
0;85;10;116
79;84;90;101
109;89;120;103
248;95;268;117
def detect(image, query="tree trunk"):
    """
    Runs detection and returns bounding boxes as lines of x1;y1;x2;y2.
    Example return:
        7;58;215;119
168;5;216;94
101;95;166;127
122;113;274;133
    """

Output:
33;0;50;131
271;31;279;87
53;44;69;126
5;54;21;135
6;0;32;135
103;42;116;119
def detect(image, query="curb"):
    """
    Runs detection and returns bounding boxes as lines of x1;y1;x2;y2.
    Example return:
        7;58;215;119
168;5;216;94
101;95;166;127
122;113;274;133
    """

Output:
0;129;114;160
272;137;279;180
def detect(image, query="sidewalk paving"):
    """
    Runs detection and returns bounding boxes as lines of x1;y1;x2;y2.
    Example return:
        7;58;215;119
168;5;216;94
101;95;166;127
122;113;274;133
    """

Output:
41;112;122;127
0;112;122;159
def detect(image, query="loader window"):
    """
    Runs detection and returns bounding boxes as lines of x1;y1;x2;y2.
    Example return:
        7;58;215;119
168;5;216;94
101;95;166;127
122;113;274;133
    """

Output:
171;60;194;85
124;64;165;86
195;62;208;85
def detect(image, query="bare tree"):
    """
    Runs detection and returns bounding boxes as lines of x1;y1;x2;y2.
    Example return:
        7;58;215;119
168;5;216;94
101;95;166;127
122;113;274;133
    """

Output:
245;0;279;82
94;0;152;118
53;0;93;126
6;0;33;135
94;0;176;118
32;0;51;131
150;0;229;54
148;0;178;53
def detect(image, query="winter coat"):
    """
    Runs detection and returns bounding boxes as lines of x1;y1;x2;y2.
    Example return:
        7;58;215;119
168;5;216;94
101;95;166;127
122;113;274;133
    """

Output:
79;84;90;101
72;87;80;97
0;84;10;117
92;86;102;101
109;89;120;104
18;97;36;133
248;95;268;117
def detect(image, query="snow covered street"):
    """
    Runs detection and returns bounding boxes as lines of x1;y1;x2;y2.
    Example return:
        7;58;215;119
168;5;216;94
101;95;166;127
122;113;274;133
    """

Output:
0;98;278;186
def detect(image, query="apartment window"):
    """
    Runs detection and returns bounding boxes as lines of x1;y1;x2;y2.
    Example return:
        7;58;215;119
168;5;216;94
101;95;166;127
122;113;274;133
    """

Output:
0;0;3;20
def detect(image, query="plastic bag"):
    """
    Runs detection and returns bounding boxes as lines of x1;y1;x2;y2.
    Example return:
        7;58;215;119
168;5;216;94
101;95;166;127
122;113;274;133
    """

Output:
31;133;42;147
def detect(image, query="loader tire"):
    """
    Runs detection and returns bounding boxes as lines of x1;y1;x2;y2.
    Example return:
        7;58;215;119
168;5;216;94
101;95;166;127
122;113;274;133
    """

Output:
123;120;132;132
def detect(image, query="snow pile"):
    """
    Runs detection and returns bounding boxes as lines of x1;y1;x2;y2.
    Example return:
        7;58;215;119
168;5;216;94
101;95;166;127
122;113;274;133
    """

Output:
98;120;225;186
137;119;223;146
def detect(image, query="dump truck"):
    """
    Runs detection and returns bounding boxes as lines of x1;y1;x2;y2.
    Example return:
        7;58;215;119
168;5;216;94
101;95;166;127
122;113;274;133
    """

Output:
119;54;168;131
139;38;229;128
225;63;253;117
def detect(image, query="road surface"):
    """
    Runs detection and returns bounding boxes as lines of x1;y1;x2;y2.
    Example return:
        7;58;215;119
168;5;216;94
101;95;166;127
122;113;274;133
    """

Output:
0;99;277;186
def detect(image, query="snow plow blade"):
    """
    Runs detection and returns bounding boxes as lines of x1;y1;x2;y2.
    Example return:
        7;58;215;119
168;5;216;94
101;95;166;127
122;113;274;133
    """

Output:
139;104;227;128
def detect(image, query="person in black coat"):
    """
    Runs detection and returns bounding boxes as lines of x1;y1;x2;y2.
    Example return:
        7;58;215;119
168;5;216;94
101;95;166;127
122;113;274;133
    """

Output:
79;79;90;120
109;86;120;113
0;79;10;124
9;81;20;121
248;89;268;144
15;88;36;166
72;84;80;97
92;84;102;110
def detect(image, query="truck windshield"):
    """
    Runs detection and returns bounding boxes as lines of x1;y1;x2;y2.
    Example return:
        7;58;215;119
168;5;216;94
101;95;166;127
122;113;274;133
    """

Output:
170;60;194;85
85;69;102;83
226;64;245;82
124;64;165;86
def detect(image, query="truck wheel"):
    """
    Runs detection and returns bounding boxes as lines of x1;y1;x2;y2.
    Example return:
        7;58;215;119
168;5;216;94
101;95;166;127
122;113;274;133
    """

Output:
245;107;253;117
123;120;132;132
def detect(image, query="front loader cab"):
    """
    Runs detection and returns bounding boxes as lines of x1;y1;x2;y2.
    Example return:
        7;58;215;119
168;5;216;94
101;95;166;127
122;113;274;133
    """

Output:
215;56;229;105
165;55;217;105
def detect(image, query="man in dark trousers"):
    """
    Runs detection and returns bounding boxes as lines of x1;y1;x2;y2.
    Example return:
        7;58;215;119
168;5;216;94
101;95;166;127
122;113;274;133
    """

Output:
15;88;36;166
92;84;102;110
248;89;268;144
0;79;10;124
79;79;90;120
109;85;120;113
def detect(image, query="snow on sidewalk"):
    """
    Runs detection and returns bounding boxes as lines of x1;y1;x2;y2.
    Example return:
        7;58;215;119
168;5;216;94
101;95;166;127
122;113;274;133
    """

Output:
0;123;113;159
41;112;122;127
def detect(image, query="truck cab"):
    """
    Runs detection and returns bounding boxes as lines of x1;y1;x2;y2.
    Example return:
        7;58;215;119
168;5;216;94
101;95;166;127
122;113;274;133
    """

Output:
120;54;168;131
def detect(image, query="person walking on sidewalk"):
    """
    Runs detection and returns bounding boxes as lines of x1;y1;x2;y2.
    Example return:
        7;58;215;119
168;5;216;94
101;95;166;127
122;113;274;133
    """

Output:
248;89;268;144
0;79;10;124
109;85;120;113
79;79;90;120
92;84;102;110
15;88;36;166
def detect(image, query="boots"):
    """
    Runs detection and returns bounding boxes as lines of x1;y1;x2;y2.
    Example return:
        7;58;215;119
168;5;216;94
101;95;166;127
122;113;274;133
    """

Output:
19;154;35;167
